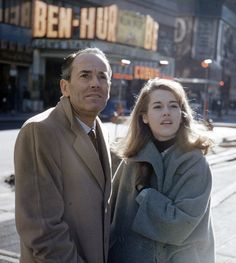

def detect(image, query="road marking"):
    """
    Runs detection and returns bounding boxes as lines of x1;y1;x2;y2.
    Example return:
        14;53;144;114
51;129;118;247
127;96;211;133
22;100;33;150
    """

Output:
0;249;20;262
212;181;236;208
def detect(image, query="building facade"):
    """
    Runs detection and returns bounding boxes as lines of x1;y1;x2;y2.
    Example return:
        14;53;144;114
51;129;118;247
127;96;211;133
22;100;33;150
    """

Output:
0;0;177;117
175;0;236;115
1;0;236;118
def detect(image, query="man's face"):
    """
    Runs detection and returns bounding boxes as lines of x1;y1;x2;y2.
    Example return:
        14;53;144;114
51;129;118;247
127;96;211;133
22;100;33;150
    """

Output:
60;53;111;125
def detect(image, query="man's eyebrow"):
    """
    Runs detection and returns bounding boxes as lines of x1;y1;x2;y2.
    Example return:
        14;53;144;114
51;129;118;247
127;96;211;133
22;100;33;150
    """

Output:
78;70;91;74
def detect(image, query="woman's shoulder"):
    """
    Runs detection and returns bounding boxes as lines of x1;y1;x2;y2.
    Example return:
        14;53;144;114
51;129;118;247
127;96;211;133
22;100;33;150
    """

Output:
171;143;203;158
167;145;207;168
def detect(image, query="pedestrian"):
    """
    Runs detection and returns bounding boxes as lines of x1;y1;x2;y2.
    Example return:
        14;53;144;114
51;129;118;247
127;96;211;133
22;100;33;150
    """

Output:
14;47;112;263
22;87;31;112
108;78;215;263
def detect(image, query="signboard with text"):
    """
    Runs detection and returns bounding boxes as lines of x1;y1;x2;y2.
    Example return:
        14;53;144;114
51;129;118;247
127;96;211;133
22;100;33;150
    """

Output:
0;0;159;51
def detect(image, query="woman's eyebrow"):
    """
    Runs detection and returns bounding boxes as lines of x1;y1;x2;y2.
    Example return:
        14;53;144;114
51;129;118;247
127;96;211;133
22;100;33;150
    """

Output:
152;100;178;104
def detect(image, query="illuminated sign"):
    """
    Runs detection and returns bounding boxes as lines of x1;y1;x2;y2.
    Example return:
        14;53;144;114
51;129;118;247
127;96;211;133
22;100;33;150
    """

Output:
0;0;159;51
134;66;160;80
33;1;77;38
32;0;158;51
112;64;161;80
0;1;31;27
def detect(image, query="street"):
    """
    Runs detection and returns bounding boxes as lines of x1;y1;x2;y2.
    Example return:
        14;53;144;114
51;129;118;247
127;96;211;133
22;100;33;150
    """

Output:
208;152;236;263
0;124;236;262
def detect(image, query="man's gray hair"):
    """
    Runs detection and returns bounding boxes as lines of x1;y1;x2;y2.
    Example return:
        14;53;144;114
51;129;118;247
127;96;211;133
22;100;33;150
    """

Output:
61;47;112;80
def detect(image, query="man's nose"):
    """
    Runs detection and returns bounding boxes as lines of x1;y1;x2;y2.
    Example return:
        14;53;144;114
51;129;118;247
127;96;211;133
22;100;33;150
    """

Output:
90;75;100;87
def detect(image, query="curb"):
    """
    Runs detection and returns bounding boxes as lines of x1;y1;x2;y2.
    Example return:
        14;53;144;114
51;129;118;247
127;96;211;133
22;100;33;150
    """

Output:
219;135;236;147
0;249;19;263
213;122;236;128
208;148;236;208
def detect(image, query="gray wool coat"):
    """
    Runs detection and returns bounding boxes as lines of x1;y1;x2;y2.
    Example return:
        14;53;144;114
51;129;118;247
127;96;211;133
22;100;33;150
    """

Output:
14;96;112;263
108;141;215;263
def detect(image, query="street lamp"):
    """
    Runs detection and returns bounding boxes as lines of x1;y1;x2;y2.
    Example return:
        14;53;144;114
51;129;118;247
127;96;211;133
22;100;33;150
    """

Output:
118;59;131;102
201;59;212;120
159;60;169;66
121;59;131;65
113;59;131;137
159;60;169;78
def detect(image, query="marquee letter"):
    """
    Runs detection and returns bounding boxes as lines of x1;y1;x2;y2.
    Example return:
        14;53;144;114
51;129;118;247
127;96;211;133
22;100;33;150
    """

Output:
96;7;108;40
21;2;31;27
47;4;58;38
151;21;159;51
33;0;47;37
144;15;153;50
80;7;95;39
58;7;72;38
107;5;117;42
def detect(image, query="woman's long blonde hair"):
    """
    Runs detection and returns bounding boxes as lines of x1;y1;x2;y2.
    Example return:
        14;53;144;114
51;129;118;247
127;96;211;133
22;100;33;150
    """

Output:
115;78;213;158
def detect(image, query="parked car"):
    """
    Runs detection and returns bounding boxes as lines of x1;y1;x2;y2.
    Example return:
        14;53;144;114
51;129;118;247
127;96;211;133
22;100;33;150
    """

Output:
100;99;130;122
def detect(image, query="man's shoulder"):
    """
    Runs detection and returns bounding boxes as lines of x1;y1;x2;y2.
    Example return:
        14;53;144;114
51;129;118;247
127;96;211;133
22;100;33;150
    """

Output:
16;107;60;144
23;107;55;127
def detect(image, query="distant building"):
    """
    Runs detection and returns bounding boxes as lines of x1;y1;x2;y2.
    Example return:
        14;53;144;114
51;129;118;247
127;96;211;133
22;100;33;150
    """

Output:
175;0;236;113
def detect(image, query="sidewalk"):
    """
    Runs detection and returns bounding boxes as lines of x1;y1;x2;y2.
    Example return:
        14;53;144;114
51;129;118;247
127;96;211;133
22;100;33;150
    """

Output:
0;112;36;130
211;109;236;128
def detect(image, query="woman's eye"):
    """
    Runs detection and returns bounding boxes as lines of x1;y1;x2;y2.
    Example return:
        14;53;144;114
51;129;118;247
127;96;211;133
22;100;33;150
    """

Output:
170;104;179;108
153;105;161;109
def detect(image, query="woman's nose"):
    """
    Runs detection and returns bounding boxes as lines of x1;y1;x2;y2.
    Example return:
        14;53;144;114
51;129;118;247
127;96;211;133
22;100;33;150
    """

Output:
163;106;170;115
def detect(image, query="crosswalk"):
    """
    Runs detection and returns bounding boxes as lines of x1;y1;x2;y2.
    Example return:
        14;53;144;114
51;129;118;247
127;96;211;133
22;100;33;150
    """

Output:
207;148;236;167
209;148;236;208
0;249;19;263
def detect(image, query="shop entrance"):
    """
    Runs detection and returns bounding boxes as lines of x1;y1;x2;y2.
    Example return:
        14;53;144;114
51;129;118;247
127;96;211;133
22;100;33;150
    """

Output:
44;58;62;108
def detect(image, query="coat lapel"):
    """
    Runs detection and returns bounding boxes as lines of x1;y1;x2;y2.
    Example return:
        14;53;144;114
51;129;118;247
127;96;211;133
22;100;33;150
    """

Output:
96;119;112;200
131;141;165;192
73;131;105;191
59;96;106;191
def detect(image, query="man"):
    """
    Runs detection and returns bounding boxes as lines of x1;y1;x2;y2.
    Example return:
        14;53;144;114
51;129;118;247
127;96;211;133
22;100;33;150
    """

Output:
14;47;112;263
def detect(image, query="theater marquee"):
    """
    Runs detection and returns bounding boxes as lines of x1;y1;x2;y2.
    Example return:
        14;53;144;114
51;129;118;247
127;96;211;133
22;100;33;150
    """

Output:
32;0;159;51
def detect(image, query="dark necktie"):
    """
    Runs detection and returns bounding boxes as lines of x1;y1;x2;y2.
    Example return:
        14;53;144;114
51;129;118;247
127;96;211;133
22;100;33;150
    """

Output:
88;129;98;151
88;129;105;174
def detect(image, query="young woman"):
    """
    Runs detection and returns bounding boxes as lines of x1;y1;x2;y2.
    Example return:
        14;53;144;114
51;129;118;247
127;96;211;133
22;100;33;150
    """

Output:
108;78;215;263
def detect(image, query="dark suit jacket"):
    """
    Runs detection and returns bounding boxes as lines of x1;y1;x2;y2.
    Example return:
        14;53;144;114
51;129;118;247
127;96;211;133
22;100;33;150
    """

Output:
14;96;112;263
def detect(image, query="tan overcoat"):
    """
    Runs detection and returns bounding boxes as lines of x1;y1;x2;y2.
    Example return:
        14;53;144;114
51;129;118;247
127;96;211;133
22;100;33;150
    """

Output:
14;96;112;263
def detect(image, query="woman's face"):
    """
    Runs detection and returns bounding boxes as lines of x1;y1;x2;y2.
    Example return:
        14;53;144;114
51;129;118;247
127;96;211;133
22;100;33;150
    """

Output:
142;89;182;141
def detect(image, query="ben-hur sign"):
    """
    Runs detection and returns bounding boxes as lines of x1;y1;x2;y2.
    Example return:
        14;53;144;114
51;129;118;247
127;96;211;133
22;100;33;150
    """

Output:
33;0;159;51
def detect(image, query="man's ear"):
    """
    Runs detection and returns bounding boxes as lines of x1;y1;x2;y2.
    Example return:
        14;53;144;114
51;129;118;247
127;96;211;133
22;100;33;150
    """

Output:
60;79;70;97
142;114;148;124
